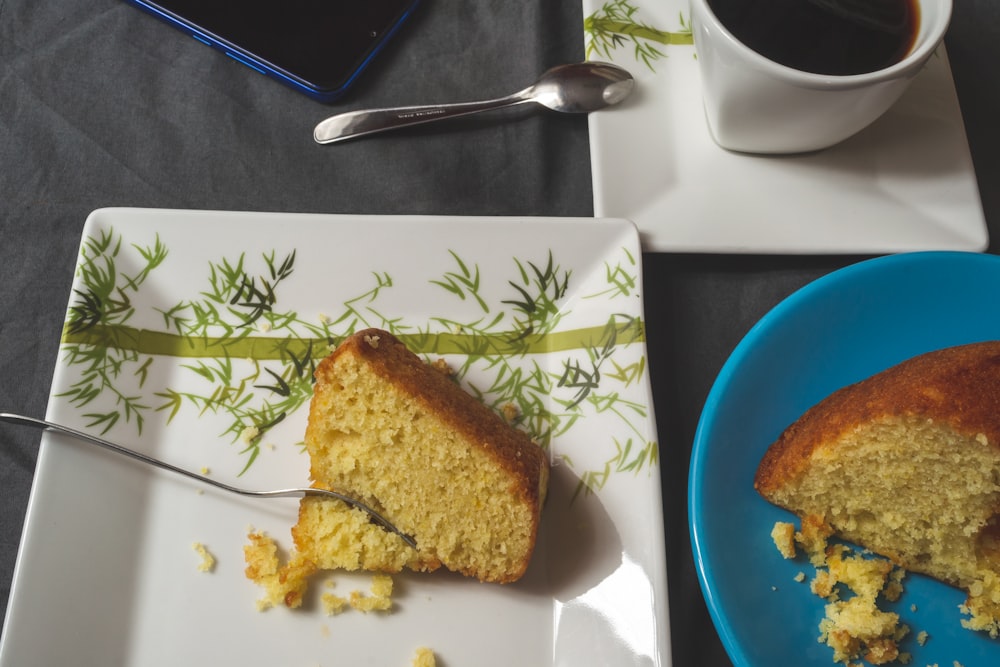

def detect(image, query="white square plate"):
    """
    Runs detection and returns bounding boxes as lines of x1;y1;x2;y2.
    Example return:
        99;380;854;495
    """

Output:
0;208;670;666
583;0;987;253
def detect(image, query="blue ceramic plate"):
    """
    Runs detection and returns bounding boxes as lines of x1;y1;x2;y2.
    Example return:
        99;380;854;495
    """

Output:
690;252;1000;666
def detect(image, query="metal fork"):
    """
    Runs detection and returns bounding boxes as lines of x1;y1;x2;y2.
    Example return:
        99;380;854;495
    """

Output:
0;412;416;549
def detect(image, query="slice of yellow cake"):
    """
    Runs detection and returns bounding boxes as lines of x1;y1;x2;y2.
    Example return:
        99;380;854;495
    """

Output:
756;341;1000;637
292;328;550;585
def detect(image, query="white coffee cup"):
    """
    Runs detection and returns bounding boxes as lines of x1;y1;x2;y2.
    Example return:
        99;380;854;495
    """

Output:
690;0;952;154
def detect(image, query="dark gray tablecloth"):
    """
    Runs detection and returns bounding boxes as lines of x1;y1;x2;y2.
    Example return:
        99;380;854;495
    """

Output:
3;1;1000;665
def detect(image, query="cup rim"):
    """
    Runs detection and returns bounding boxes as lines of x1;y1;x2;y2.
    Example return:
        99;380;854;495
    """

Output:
694;0;953;88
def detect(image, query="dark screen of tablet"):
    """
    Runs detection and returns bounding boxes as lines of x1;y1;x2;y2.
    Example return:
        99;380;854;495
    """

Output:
146;0;416;89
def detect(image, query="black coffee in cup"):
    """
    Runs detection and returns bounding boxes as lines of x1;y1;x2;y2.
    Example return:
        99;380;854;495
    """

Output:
706;0;920;76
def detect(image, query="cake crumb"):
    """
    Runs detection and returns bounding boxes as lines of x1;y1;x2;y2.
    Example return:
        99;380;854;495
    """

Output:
363;333;381;348
770;521;797;559
827;544;893;601
370;573;393;597
501;402;519;422
796;514;835;567
431;358;453;376
782;516;911;664
348;574;394;612
349;590;392;612
959;570;1000;638
243;530;315;610
321;593;349;615
811;568;838;600
259;321;272;333
240;425;260;444
794;571;806;583
915;630;928;646
884;567;906;602
199;466;210;475
412;647;436;667
192;542;216;572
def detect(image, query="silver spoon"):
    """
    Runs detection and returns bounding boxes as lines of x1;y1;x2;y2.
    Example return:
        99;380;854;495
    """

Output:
0;412;416;549
314;61;635;145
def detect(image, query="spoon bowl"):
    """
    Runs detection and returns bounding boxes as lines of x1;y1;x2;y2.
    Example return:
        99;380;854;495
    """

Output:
314;61;635;145
527;61;635;113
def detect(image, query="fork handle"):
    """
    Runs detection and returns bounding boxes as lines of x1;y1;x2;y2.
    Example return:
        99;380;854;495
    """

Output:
0;412;416;548
0;413;221;488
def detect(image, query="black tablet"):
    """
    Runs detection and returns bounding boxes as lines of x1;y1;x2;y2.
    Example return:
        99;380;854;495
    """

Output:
125;0;421;102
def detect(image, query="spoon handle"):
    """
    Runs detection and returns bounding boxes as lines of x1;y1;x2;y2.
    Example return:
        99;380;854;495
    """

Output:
314;89;533;144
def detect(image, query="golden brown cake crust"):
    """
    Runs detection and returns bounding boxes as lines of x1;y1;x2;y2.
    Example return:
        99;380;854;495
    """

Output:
755;341;1000;495
315;328;549;512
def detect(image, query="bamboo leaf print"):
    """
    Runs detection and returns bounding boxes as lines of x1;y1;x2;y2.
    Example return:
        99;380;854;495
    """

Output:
584;0;694;71
59;227;654;490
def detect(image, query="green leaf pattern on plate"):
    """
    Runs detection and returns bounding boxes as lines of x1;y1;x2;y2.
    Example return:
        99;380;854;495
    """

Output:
59;227;656;497
584;0;693;71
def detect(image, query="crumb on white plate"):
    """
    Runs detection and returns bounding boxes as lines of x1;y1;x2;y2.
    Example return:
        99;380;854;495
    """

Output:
240;425;260;444
411;647;436;667
192;542;216;572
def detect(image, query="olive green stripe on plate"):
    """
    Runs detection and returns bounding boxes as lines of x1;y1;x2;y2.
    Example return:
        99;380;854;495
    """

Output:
60;322;646;359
